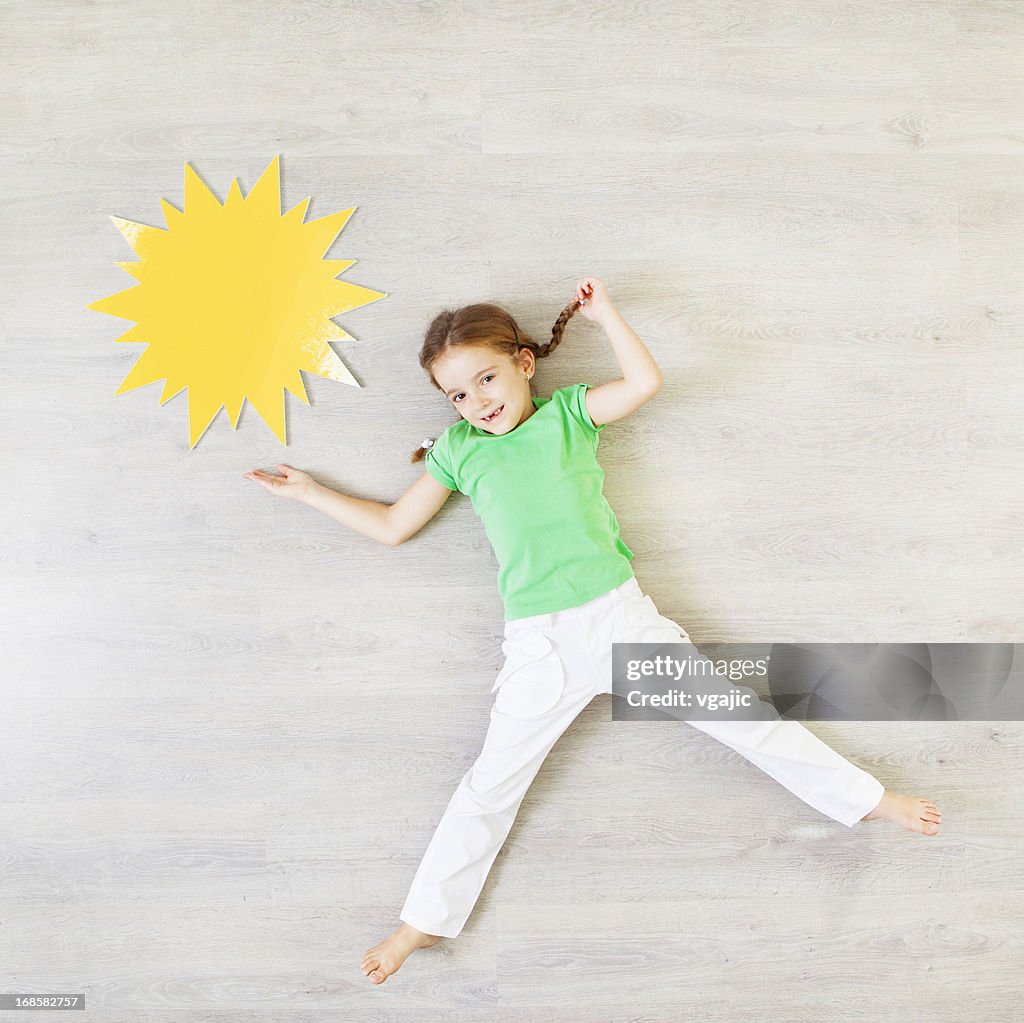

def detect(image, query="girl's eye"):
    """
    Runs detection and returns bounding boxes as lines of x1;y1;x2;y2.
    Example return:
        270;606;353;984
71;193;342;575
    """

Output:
453;375;494;403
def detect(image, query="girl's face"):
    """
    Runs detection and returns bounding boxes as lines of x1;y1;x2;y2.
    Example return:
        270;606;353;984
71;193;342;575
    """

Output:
432;344;537;434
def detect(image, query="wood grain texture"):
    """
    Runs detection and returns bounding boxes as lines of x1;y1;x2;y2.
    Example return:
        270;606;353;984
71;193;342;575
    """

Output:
1;0;1021;1018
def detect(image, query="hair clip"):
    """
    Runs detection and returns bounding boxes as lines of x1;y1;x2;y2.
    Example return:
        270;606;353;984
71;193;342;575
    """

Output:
421;438;435;450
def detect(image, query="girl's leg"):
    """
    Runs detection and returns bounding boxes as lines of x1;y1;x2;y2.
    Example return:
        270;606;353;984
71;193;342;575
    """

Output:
684;710;885;827
399;615;602;939
616;585;885;828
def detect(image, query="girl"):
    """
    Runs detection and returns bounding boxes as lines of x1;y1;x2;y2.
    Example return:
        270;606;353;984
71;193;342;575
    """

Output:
244;276;942;986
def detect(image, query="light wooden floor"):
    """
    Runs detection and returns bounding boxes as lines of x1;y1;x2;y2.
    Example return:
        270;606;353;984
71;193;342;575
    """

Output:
3;1;1022;1019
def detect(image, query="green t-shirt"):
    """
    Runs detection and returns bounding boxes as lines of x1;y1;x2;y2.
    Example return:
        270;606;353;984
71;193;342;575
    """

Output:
424;382;635;620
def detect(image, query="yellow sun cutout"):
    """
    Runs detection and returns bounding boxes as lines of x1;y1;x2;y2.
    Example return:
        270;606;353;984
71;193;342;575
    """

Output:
87;154;386;447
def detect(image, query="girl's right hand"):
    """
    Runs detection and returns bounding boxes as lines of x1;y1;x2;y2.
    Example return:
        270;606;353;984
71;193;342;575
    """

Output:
574;275;614;324
243;464;315;502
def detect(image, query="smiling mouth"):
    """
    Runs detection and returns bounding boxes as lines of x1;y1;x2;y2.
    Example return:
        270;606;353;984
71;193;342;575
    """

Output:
481;405;504;423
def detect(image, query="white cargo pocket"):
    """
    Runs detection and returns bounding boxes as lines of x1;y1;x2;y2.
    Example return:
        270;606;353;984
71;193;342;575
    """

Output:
490;630;565;719
621;593;691;643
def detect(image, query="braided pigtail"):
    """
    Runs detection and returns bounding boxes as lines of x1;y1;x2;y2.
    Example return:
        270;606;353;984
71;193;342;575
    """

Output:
511;295;582;364
409;437;434;464
541;296;582;359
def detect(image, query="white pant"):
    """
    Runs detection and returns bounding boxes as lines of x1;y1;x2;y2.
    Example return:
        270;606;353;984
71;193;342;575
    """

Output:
399;576;885;938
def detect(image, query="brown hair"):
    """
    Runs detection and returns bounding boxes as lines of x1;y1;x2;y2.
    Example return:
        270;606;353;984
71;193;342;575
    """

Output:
409;296;583;463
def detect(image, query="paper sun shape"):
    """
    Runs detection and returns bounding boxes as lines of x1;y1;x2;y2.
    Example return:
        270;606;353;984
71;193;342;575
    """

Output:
87;154;386;447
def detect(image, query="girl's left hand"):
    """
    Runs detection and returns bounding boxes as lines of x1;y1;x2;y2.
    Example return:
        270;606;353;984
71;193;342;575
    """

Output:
574;276;614;323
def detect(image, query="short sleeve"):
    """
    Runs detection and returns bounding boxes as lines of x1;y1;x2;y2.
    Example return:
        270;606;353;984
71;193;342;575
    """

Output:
424;431;460;491
566;382;606;433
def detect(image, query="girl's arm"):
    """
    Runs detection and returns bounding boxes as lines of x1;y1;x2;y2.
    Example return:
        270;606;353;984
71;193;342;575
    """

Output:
375;470;455;546
573;277;664;428
244;465;454;547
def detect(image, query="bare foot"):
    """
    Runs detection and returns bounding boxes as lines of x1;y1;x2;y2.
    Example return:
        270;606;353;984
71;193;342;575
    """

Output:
860;790;942;835
361;922;440;984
